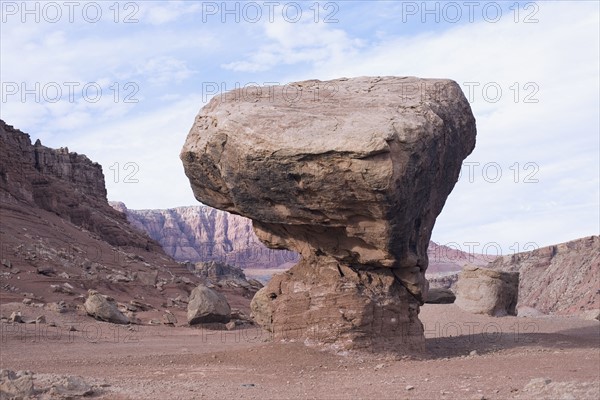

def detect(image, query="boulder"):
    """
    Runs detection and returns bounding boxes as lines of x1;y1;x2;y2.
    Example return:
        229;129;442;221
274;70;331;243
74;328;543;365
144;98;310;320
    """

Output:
0;369;34;398
135;270;159;286
181;76;476;352
48;375;94;397
425;288;456;304
187;285;231;324
84;290;130;324
455;265;519;316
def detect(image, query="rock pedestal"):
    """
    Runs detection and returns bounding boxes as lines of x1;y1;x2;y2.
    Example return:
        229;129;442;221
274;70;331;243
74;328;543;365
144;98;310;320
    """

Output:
181;76;477;353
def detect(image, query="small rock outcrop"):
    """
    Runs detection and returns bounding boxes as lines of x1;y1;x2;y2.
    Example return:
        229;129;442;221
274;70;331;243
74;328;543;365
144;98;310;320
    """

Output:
454;265;519;316
187;285;231;324
181;76;476;352
84;290;130;324
489;235;599;314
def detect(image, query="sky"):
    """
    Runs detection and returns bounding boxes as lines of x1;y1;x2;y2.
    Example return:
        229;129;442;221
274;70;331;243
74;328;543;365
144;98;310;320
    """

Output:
1;1;598;257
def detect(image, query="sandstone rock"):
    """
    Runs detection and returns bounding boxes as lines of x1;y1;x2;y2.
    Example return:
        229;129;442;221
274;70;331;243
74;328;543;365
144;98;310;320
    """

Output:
0;369;34;398
9;311;23;323
455;265;519;316
48;375;94;397
163;311;177;325
517;306;546;318
581;309;600;321
182;76;476;352
84;290;129;324
225;321;236;330
425;288;456;304
490;235;599;314
187;285;231;324
135;270;159;286
250;287;275;330
251;261;426;352
46;301;68;314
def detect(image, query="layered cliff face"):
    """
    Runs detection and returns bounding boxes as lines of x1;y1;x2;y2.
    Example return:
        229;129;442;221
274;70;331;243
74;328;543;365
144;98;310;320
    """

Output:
111;202;299;269
0;120;203;320
0;120;160;251
490;236;599;314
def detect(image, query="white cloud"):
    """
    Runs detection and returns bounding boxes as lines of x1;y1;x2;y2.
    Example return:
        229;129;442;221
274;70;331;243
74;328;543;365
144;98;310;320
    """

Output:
1;1;597;253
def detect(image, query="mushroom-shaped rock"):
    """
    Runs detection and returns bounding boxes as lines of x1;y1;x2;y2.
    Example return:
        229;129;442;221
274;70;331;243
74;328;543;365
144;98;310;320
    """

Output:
181;76;476;352
187;285;231;324
84;290;129;324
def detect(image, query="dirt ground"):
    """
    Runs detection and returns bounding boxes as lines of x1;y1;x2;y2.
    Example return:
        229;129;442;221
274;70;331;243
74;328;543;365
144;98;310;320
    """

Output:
1;302;598;400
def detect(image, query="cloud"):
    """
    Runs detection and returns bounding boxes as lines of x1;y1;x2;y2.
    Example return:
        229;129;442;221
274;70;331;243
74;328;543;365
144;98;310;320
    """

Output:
1;1;597;252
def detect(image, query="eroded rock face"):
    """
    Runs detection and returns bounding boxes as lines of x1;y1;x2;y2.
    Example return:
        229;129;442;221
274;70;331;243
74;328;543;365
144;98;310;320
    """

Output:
490;235;599;314
181;76;476;352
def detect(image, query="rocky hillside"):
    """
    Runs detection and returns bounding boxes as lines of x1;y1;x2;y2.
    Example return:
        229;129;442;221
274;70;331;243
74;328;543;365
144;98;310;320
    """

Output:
112;203;491;273
0;120;220;325
490;235;599;314
0;120;163;251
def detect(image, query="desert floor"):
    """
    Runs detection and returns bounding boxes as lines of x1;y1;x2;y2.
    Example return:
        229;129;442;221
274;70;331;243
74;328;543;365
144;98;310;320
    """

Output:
1;302;598;400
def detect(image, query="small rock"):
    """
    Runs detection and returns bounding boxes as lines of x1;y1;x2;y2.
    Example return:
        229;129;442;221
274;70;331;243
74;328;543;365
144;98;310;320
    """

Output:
406;385;415;391
9;311;23;323
225;321;236;330
241;383;255;388
36;266;55;276
49;375;94;397
35;315;46;324
68;325;77;331
581;309;600;321
22;298;32;305
374;363;385;371
163;312;177;326
1;259;12;268
0;369;34;397
470;350;478;356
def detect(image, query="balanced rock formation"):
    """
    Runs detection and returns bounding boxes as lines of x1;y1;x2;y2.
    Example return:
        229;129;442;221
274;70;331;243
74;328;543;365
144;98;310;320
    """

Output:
181;76;476;352
187;285;231;324
489;235;599;315
111;201;490;273
454;265;519;316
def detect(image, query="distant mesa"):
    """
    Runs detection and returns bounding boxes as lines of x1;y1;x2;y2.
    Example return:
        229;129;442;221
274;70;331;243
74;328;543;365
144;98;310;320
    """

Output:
180;76;477;353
